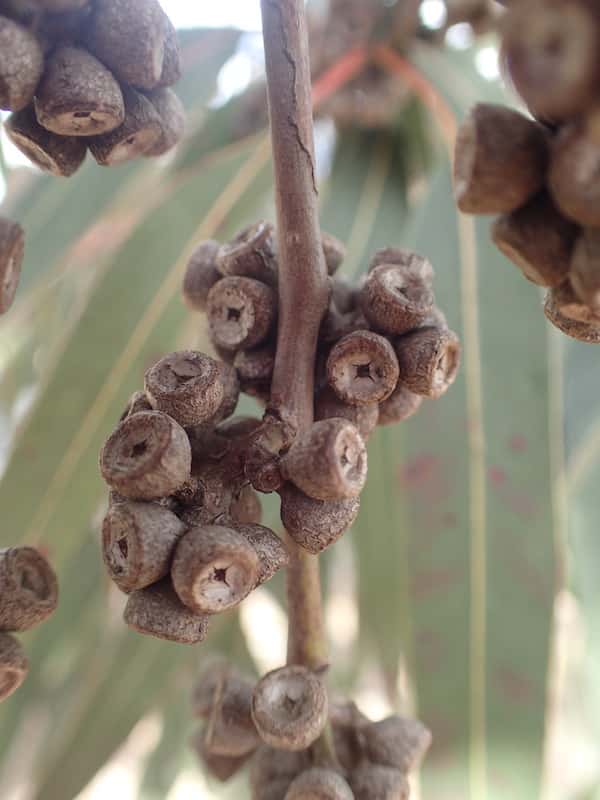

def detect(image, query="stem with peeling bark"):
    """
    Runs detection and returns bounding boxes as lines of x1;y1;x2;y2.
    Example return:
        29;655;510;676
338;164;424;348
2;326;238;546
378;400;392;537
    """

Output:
260;0;330;672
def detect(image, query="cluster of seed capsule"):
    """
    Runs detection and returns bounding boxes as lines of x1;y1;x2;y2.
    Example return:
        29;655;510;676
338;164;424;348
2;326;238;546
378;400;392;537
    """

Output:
0;546;58;702
189;660;431;800
454;0;600;343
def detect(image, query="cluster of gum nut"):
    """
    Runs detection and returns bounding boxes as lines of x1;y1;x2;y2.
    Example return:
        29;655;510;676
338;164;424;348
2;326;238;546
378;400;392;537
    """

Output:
453;0;600;343
97;220;460;799
0;546;58;702
0;0;184;317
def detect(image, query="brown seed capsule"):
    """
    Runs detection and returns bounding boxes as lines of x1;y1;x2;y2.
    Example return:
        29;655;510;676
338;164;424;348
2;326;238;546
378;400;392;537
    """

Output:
144;350;224;428
368;247;434;283
234;345;275;390
100;410;191;500
321;232;346;276
453;103;548;214
543;284;600;343
250;746;310;800
143;87;185;156
320;306;369;345
280;483;360;554
6;106;87;176
315;386;378;440
171;525;260;615
0;16;43;111
230;485;263;525
327;330;399;406
281;418;367;501
492;192;577;287
190;729;251;782
362;715;432;774
35;6;91;43
199;668;260;758
0;547;58;632
182;240;221;311
101;500;185;593
571;229;600;312
251;665;328;752
285;768;354;800
349;764;409;800
395;326;461;399
34;46;124;137
0;217;24;314
193;662;252;716
207;276;277;352
85;0;167;90
156;14;181;88
502;0;599;120
89;86;161;166
123;578;209;644
0;633;28;702
216;415;263;441
331;276;358;314
213;361;240;423
217;221;278;284
548;116;600;227
360;263;434;335
377;383;423;426
233;523;289;587
119;390;152;421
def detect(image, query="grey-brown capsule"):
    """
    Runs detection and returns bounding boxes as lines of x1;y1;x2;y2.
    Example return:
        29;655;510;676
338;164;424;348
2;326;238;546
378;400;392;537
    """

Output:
213;360;240;423
327;330;399;406
119;390;152;421
190;729;251;782
548;116;600;227
315;386;379;440
193;662;253;717
0;633;28;702
182;240;221;311
89;87;161;166
234;346;275;390
349;764;408;800
280;483;360;554
34;46;124;137
207;276;277;351
99;410;191;500
217;221;277;284
143;87;185;156
250;746;310;800
395;326;461;399
377;383;423;426
0;547;58;632
362;715;432;774
453;103;548;214
171;525;260;615
285;768;354;800
233;523;289;587
251;665;328;752
492;192;577;288
230;485;263;525
368;247;434;283
6;106;87;176
0;217;24;314
144;350;224;428
331;276;358;314
571;229;600;312
123;578;209;644
156;14;181;87
0;16;43;111
101;500;185;592
85;0;167;90
544;284;600;343
321;232;346;276
282;418;367;501
360;263;434;335
198;666;260;758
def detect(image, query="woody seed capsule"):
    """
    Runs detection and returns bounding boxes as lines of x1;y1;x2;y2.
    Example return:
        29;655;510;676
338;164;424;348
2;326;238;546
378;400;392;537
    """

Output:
279;483;360;554
544;285;600;343
315;386;378;440
34;46;124;137
0;217;24;314
6;106;87;176
144;350;224;428
119;390;152;421
251;665;328;752
230;485;263;525
282;418;367;501
207;276;277;351
85;0;167;90
0;633;28;702
360;263;434;335
89;86;161;166
0;546;58;632
285;768;354;800
234;345;275;390
101;500;185;592
570;229;600;312
199;668;260;757
0;16;43;112
362;715;432;774
321;232;346;275
492;192;577;287
99;410;191;500
331;276;358;314
453;103;548;214
251;746;311;800
327;330;399;405
377;382;423;426
190;729;251;782
182;240;221;311
171;525;260;615
548;116;600;227
156;14;181;88
123;577;209;644
349;764;409;800
143;87;185;156
368;247;434;283
233;523;289;587
395;326;461;399
217;221;278;284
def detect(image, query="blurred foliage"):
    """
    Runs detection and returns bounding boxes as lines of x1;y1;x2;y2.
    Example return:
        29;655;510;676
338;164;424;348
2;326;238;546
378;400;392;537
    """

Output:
0;14;597;800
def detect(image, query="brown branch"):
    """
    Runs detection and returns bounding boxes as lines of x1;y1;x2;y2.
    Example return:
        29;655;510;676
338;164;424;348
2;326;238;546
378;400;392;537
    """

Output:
260;0;330;672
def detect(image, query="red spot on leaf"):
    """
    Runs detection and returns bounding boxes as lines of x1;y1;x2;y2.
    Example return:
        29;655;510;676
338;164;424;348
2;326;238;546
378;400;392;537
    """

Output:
488;466;506;486
494;666;536;705
509;434;528;453
399;454;440;488
412;566;465;601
